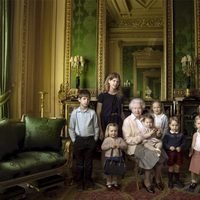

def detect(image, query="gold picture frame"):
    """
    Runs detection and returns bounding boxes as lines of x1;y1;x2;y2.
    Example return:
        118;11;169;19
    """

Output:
63;0;106;97
64;0;175;99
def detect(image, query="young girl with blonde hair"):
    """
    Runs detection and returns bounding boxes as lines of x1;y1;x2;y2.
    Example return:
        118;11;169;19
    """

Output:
141;113;163;157
101;123;127;190
151;100;168;138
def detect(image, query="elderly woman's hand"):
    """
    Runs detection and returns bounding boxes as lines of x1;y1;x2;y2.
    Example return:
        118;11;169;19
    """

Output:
170;146;175;151
113;144;119;148
176;147;181;152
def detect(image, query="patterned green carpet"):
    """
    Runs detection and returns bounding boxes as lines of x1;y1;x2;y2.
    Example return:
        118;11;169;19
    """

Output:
24;157;200;200
25;176;200;200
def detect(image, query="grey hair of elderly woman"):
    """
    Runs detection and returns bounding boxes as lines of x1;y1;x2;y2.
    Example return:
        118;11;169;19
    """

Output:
129;98;146;110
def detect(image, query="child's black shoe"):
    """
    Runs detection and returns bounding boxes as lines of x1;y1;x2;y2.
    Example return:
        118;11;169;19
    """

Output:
85;180;95;190
174;180;184;188
173;173;184;188
168;181;173;189
188;182;197;192
112;184;120;190
76;181;84;191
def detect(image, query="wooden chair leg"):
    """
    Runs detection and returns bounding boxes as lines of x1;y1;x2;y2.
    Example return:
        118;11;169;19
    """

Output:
134;160;140;190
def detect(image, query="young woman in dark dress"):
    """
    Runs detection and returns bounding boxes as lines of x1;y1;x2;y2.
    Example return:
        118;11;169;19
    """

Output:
96;72;125;141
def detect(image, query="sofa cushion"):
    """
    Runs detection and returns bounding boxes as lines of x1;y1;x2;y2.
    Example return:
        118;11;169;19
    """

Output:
24;117;66;151
0;151;66;181
0;119;19;160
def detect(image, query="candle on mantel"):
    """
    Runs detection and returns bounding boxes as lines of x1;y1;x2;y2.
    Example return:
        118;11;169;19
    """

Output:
173;100;176;115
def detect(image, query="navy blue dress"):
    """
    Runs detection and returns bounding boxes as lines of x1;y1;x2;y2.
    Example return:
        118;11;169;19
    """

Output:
98;92;123;137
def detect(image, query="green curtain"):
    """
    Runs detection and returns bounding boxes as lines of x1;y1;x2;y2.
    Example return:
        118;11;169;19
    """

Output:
0;0;12;119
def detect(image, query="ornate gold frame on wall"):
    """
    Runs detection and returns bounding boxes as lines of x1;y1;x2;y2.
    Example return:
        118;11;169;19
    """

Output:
166;0;174;100
64;0;72;94
132;48;163;100
96;0;106;94
173;0;200;98
63;0;106;97
195;0;200;90
104;1;174;100
64;0;175;99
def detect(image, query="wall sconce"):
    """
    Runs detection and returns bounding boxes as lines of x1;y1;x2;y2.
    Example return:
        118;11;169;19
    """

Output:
69;55;86;89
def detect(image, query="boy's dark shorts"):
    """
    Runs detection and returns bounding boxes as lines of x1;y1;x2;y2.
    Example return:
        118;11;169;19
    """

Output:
167;150;183;166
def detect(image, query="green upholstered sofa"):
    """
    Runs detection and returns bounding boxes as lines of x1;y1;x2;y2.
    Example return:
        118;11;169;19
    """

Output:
0;116;72;190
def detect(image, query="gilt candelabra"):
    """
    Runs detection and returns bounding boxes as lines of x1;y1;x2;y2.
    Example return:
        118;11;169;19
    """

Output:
181;55;196;97
69;55;85;89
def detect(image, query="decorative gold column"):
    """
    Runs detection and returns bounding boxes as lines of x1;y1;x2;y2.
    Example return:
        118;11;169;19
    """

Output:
97;0;106;94
39;91;48;118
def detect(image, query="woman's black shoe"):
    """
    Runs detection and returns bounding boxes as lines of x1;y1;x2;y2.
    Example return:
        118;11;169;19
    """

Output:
144;185;155;193
155;182;164;191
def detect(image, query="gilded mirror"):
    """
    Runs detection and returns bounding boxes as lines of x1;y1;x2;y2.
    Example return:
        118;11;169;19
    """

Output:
104;0;173;100
132;47;163;99
64;0;174;99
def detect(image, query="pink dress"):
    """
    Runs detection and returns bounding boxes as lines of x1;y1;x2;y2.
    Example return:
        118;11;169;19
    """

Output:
189;131;200;174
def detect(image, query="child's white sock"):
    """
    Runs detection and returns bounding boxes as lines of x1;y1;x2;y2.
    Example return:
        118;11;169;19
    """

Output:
112;181;117;185
106;181;112;186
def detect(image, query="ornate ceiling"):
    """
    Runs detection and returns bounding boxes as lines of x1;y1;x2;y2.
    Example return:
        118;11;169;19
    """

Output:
106;0;164;28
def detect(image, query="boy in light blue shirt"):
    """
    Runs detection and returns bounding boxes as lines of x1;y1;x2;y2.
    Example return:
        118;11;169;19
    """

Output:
69;89;99;190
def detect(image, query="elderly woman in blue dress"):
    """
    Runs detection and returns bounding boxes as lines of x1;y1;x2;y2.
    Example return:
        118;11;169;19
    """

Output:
122;98;167;193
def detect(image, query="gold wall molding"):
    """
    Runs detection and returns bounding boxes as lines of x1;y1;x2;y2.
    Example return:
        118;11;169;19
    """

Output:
195;0;200;89
97;0;106;94
67;89;97;98
108;30;163;40
64;0;72;93
118;41;163;46
166;0;173;100
110;16;163;29
174;88;200;98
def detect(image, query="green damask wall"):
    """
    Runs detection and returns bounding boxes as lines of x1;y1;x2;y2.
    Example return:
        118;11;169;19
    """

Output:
123;45;163;97
71;0;97;88
174;0;195;88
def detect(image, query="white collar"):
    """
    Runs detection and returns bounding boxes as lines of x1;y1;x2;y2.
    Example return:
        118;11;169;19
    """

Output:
170;130;179;134
131;113;142;121
154;113;164;118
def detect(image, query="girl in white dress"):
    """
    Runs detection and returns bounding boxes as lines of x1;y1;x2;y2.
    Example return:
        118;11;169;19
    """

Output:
151;100;169;138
